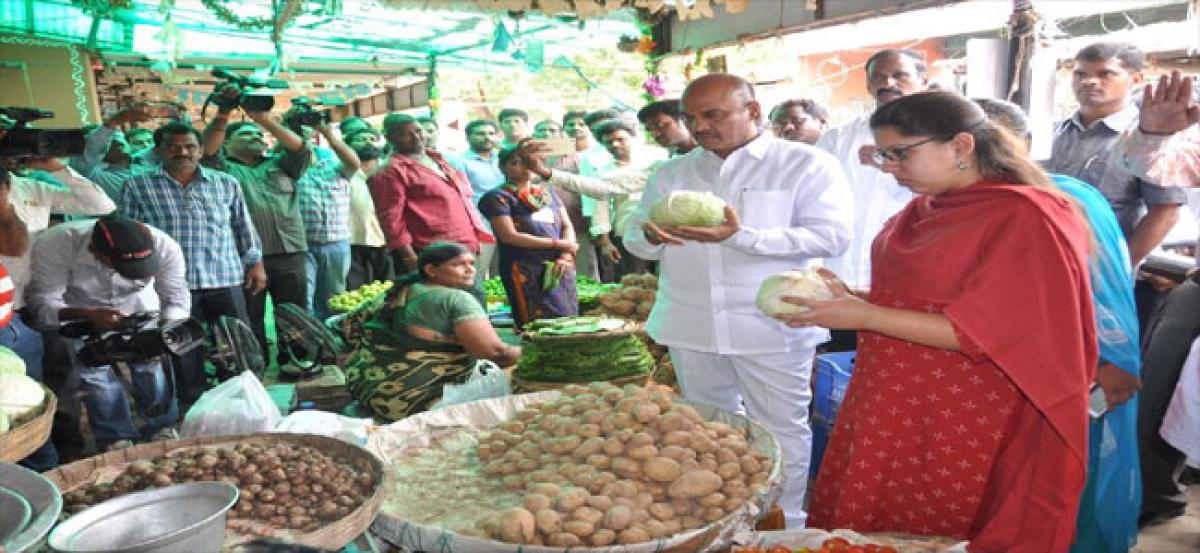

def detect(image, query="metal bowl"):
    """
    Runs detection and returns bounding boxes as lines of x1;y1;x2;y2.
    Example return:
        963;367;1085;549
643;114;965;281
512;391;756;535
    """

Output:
0;462;63;553
47;481;238;553
0;486;33;544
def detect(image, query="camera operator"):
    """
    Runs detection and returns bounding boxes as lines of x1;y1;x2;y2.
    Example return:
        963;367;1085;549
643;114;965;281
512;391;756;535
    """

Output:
70;104;157;202
25;215;189;453
119;122;263;415
294;115;359;322
202;83;312;362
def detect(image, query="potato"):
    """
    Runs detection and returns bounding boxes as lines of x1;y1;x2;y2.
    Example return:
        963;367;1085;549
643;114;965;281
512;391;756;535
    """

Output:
603;437;625;457
716;462;742;480
581;409;607;425
698;492;726;507
668;470;723;499
615;397;640;414
586;494;613;511
610;300;637;317
643;457;683;483
502;474;525;490
563;519;595;538
631;402;662;423
547;532;581;547
698;457;720;471
578;423;602;439
572;471;597;488
604;504;634;530
739;455;762;475
618;527;651;544
515;408;540;421
644;518;670;539
662;431;693;448
601;388;625;404
680;515;704;529
611;457;642;479
628;445;659;461
573;505;604;525
556;487;589;511
497;508;536;544
600;412;635;434
534;508;562;534
749;471;770;485
572;437;605;459
524;493;552;513
620;286;646;301
589;528;617;546
723;496;745;512
659;445;688;460
562;383;588;396
701;506;725;522
530;483;563;498
648;502;676;521
585;454;612;470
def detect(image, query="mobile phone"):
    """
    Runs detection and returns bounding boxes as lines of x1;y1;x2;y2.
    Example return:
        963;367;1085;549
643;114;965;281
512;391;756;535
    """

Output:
1088;383;1108;418
532;137;575;156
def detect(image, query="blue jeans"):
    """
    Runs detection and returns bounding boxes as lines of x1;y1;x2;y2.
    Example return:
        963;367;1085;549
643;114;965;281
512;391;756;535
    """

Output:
73;353;179;451
0;313;58;469
306;240;351;322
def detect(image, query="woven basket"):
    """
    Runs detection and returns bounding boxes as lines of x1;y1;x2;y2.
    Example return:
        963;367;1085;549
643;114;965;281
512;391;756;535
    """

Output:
511;371;649;393
520;319;639;343
0;384;57;463
43;433;383;551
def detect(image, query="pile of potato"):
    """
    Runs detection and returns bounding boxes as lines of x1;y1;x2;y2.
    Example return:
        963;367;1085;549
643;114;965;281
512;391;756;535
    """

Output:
63;442;376;531
473;382;773;547
590;274;658;322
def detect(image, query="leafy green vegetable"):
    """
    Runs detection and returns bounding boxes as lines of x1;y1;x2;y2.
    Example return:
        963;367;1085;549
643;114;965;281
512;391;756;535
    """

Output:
515;333;654;383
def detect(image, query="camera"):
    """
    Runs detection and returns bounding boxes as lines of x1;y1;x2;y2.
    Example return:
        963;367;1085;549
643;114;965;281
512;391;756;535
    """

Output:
204;68;290;115
60;312;205;367
284;97;332;130
0;107;87;157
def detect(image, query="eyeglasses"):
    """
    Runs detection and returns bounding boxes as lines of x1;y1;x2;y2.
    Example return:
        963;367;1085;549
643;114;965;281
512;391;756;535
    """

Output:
870;137;939;165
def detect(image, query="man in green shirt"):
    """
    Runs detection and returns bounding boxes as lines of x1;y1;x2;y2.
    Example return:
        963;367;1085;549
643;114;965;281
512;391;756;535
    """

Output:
202;86;313;362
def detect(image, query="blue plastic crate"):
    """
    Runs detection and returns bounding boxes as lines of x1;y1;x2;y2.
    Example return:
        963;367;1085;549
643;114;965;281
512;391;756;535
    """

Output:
809;351;855;479
811;351;855;426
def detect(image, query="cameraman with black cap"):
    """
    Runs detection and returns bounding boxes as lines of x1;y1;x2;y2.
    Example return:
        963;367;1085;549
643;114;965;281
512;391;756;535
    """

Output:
201;84;312;363
26;214;189;454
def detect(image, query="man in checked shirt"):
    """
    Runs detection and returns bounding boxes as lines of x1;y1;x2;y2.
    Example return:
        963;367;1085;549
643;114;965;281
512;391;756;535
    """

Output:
120;122;265;413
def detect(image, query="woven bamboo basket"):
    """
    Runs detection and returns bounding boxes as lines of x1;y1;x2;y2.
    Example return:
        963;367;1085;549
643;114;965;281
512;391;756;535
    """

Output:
0;384;57;462
43;433;383;551
511;371;649;393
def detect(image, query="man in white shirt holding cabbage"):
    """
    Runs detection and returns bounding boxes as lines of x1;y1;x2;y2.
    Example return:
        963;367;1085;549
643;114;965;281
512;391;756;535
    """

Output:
623;73;853;528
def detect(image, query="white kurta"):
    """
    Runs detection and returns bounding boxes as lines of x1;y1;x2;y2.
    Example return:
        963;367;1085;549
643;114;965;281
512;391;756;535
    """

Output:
622;132;853;527
815;114;913;290
623;132;853;354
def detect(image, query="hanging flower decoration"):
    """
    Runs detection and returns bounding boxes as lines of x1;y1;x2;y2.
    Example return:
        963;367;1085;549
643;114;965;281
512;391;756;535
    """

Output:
200;0;298;31
642;75;665;99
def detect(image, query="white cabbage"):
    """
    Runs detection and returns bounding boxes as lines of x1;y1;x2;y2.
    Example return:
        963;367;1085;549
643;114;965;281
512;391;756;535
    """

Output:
755;269;835;317
0;373;45;422
649;191;728;227
0;346;25;377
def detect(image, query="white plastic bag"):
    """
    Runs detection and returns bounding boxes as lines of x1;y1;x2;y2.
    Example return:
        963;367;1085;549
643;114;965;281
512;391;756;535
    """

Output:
180;371;281;438
273;410;376;446
430;361;511;410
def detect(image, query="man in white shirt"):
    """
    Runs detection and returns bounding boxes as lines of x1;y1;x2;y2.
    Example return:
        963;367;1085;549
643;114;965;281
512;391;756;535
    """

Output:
26;215;189;453
817;49;930;292
624;74;853;527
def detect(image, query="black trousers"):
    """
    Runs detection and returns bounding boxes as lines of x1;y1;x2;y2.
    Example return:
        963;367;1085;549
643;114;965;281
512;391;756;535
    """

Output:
176;285;251;412
347;245;393;291
612;234;656;278
1138;277;1200;516
245;252;309;363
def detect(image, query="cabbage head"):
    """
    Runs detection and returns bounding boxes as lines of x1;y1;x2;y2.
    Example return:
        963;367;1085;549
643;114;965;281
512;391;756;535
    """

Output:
0;373;44;422
0;346;25;377
756;269;835;317
649;190;728;227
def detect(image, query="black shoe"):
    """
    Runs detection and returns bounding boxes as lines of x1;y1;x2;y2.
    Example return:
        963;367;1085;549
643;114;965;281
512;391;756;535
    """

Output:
1138;506;1186;528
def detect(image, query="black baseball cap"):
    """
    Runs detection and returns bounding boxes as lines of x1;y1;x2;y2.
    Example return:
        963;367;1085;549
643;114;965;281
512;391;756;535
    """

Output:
91;215;160;279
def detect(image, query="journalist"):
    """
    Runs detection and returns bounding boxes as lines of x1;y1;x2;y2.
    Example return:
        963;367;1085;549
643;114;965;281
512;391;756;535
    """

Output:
26;215;189;453
202;84;312;363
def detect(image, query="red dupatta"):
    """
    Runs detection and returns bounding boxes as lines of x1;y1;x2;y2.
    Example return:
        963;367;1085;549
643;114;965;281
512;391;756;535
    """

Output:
875;180;1096;552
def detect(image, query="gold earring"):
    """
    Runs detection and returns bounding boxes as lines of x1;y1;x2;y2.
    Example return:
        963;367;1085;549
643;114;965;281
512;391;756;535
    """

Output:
956;159;968;170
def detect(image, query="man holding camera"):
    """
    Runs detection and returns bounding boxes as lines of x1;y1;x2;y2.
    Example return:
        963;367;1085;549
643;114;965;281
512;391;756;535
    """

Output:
295;119;360;321
25;215;188;453
202;84;312;361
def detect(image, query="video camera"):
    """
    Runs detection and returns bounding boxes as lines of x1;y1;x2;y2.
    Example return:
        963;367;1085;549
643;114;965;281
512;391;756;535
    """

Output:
283;97;332;131
60;312;205;367
0;107;87;158
203;68;290;117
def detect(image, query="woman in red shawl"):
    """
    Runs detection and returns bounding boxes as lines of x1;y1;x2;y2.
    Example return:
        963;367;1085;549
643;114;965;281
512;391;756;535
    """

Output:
779;91;1097;552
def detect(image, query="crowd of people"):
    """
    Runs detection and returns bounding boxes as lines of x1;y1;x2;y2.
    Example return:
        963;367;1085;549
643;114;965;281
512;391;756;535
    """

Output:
0;38;1198;552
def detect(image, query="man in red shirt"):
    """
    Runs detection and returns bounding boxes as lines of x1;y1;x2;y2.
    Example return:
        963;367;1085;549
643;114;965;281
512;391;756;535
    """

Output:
367;114;493;285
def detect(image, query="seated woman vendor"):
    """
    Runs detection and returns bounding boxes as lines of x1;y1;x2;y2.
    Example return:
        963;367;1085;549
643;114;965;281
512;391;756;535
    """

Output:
345;241;521;421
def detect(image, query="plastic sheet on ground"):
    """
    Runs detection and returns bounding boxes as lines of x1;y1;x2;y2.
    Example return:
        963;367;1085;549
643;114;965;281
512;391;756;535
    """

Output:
365;391;784;553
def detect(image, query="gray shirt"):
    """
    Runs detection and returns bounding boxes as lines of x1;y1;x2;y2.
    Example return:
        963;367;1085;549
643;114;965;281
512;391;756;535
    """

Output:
1047;105;1188;236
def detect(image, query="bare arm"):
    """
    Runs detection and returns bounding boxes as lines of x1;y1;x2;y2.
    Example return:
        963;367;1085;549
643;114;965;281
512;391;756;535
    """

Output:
454;318;521;366
0;185;28;256
247;112;305;153
1127;204;1181;266
317;125;361;178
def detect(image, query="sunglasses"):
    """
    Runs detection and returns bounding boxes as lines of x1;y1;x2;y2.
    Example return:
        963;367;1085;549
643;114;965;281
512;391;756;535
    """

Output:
870;137;939;165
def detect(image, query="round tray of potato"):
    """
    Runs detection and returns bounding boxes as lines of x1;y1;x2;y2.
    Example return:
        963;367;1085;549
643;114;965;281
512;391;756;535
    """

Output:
366;385;784;552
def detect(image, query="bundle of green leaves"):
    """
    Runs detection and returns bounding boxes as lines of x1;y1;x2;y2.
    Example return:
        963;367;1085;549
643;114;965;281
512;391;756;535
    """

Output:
515;333;654;383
